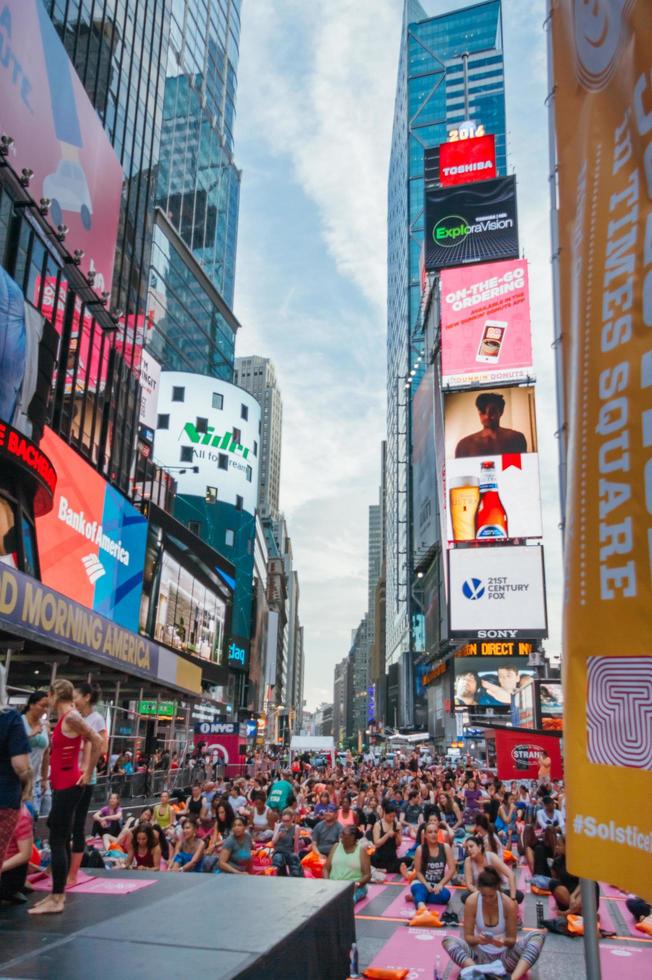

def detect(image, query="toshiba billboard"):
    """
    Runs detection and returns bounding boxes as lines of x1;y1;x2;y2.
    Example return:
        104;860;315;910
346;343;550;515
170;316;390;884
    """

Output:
35;429;147;631
439;134;497;187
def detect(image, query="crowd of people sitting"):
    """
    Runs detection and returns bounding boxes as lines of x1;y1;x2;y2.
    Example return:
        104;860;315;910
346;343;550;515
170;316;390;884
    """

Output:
2;672;651;973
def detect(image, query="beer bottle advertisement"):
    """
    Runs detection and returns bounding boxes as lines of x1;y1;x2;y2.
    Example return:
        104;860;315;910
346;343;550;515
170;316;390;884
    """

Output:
446;453;542;543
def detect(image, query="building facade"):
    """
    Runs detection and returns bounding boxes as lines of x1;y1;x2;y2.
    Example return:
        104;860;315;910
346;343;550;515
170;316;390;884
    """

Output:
234;356;283;518
386;0;507;724
332;657;349;748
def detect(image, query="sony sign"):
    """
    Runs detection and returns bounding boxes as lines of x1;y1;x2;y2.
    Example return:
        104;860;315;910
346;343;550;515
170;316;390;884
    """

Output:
449;546;547;640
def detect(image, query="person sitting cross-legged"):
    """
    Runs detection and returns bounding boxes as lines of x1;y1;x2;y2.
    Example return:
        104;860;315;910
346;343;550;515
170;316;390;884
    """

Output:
443;867;545;980
410;822;456;909
324;824;371;904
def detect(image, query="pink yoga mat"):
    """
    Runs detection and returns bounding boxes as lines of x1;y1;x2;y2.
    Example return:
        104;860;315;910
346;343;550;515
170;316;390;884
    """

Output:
600;942;652;978
354;884;387;913
367;924;456;975
71;876;158;895
29;870;96;893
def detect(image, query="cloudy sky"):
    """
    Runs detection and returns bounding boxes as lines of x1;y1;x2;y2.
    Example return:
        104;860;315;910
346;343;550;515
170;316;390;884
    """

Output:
233;0;562;712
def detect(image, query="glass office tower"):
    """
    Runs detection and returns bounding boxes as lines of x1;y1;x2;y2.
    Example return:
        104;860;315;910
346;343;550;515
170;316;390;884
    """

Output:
155;0;242;309
386;0;507;724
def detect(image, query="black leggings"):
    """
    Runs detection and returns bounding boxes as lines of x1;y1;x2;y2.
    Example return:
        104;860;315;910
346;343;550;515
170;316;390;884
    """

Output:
0;863;28;899
48;785;84;894
71;785;93;854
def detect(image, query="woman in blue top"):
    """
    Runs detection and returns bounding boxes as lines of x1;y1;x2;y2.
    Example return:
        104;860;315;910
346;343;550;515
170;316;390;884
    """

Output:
170;819;205;872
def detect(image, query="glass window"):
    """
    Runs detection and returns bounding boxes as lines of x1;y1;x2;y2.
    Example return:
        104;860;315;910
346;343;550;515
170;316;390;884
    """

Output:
172;386;185;402
212;392;224;409
232;427;241;443
225;529;234;547
235;495;243;511
240;403;248;420
253;441;258;457
205;486;218;503
196;416;208;433
188;521;201;536
246;465;252;483
218;453;228;470
157;414;170;429
180;446;194;462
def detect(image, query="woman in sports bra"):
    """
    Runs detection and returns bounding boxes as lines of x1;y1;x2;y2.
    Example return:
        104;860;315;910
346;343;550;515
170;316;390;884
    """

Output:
443;867;545;980
29;680;103;916
125;823;161;870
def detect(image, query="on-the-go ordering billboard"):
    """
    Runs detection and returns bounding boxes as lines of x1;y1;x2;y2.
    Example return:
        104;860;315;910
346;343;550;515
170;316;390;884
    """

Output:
424;176;519;271
35;428;147;631
448;545;548;639
440;260;534;389
0;0;124;293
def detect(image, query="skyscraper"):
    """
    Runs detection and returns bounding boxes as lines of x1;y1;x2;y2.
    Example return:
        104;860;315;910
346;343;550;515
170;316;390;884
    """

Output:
386;0;507;724
234;357;284;518
367;504;381;666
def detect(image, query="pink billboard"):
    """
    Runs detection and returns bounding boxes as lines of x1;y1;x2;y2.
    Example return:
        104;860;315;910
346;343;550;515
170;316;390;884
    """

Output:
0;0;123;295
440;259;534;389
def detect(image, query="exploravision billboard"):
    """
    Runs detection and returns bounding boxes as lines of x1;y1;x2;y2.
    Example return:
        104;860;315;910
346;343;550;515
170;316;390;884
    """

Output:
424;176;519;271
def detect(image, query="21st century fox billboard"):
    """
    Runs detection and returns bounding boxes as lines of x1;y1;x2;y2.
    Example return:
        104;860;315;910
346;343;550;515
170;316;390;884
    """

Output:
440;259;534;388
35;429;147;631
424;176;519;272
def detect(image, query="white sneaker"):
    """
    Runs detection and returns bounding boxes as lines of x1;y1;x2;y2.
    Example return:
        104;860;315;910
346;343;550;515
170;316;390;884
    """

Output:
474;961;507;977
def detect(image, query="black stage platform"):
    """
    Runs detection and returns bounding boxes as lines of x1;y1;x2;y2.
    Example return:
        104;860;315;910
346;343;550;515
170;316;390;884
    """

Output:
0;871;355;979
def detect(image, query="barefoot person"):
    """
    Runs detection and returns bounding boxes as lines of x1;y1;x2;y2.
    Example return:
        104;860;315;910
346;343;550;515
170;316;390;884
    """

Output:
29;680;103;915
66;682;108;886
443;867;545;980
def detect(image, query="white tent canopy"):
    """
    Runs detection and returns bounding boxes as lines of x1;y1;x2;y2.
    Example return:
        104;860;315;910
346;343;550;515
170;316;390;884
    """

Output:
289;735;335;757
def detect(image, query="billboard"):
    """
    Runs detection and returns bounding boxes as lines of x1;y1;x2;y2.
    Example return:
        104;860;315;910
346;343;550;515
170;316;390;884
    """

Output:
440;260;534;388
444;386;537;460
138;350;161;442
412;365;438;555
552;0;652;900
153;372;261;515
446;453;542;543
424;175;518;271
449;545;547;639
0;0;123;293
35;428;147;631
438;134;497;187
494;729;563;781
454;655;535;710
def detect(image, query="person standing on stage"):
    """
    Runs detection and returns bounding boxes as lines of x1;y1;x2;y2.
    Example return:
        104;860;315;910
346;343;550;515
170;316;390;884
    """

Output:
29;680;103;916
66;682;108;886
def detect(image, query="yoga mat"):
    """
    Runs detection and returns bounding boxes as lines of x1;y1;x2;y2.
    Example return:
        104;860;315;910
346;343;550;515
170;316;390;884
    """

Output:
71;876;158;895
601;884;632;900
366;924;456;975
354;884;387;913
600;901;641;939
600;941;652;978
382;888;418;920
29;870;97;892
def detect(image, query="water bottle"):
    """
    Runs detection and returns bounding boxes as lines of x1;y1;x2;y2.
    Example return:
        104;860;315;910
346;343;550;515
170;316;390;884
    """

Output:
536;900;544;928
349;942;360;978
40;843;51;869
434;954;444;980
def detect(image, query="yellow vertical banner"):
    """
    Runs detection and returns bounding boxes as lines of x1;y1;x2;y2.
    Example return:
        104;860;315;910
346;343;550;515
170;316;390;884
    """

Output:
552;0;652;900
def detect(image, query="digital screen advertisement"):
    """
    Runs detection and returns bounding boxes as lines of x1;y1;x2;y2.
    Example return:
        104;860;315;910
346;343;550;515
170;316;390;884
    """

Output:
424;175;519;271
440;259;534;388
412;366;438;556
448;545;548;639
0;0;123;294
438;134;497;187
446;453;542;543
35;428;147;631
149;549;226;663
454;655;535;710
444;386;538;460
493;729;563;780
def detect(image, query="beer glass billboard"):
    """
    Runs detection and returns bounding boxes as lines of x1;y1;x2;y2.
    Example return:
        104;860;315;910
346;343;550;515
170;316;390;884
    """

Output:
443;386;541;543
440;260;534;389
424;176;519;272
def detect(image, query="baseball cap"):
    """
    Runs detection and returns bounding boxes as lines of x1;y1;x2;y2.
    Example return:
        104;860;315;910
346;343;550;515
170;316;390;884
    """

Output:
326;803;338;813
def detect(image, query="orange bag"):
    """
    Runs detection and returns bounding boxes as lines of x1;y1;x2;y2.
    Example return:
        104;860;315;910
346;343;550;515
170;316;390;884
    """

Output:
567;914;584;935
531;884;551;896
502;849;516;864
363;970;409;980
409;909;443;928
300;851;326;878
635;919;652;936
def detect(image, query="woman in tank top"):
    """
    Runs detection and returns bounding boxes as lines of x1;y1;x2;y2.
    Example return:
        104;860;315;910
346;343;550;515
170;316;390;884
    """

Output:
462;835;523;904
67;682;108;886
443;867;545;980
28;680;103;916
324;824;371;904
21;691;50;817
125;823;161;871
410;822;456;908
